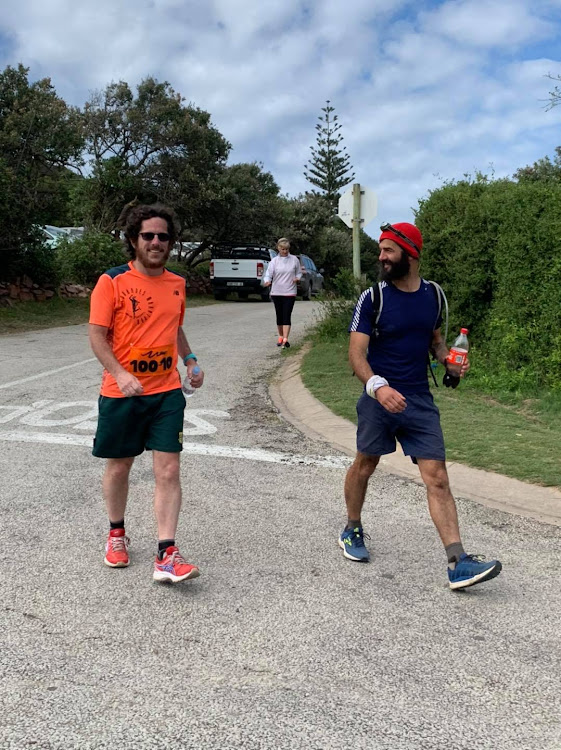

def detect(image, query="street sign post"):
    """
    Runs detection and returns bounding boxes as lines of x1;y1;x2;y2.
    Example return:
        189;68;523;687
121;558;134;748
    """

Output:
337;184;378;279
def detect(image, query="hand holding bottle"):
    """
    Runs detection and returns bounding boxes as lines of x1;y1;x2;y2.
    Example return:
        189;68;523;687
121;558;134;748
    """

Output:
182;365;203;398
445;328;470;379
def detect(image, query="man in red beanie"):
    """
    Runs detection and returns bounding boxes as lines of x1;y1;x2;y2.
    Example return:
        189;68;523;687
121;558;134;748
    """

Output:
340;222;502;590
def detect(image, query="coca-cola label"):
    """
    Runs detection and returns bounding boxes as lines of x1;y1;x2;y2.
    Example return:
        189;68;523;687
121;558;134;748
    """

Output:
447;348;467;366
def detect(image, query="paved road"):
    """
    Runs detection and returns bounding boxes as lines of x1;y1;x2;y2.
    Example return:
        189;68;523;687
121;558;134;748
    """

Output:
1;299;560;750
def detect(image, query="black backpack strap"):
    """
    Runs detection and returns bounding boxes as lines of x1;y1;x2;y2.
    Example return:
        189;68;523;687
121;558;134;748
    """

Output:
423;279;449;389
370;282;383;338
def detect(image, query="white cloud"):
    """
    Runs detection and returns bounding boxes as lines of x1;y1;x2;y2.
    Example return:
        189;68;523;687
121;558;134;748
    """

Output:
1;0;561;228
422;0;551;47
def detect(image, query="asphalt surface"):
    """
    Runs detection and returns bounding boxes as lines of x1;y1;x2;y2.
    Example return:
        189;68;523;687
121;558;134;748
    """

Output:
1;298;560;750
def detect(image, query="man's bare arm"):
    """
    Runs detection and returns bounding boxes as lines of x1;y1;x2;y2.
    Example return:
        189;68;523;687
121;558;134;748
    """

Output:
89;324;143;396
177;326;191;362
349;331;406;413
430;328;449;365
177;326;204;388
349;331;375;384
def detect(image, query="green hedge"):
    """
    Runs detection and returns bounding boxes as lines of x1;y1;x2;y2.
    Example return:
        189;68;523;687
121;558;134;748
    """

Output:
56;232;127;286
417;177;561;391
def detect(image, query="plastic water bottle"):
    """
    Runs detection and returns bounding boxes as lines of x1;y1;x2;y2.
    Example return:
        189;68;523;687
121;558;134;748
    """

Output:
446;328;469;370
182;365;201;398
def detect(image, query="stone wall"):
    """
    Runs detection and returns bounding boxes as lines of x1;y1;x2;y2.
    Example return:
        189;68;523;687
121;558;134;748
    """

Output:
185;273;212;295
0;271;211;307
0;276;57;306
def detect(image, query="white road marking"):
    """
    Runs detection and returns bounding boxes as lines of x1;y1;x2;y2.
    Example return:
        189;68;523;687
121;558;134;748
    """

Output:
20;401;98;427
0;401;54;424
0;430;351;469
0;359;97;391
0;400;230;434
0;361;348;467
181;409;230;436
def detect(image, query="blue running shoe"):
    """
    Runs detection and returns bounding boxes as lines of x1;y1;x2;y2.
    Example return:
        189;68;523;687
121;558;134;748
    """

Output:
448;553;502;590
338;526;370;562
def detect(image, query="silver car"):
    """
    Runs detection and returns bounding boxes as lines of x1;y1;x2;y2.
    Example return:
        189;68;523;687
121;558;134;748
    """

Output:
296;254;324;300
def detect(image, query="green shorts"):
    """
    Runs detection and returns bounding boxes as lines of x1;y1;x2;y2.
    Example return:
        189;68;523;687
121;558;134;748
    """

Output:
92;389;186;458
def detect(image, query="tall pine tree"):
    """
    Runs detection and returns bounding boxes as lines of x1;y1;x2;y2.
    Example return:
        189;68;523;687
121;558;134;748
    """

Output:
304;101;355;207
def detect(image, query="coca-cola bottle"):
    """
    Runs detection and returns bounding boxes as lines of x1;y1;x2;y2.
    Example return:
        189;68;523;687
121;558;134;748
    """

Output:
446;328;469;368
443;328;469;388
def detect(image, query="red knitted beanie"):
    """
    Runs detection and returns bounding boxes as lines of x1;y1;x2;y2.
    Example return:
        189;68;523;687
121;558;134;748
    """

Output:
379;222;423;259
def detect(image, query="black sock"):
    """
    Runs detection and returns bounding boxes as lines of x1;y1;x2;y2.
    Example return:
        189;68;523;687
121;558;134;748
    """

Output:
110;519;125;531
346;519;361;530
158;539;175;559
446;542;465;567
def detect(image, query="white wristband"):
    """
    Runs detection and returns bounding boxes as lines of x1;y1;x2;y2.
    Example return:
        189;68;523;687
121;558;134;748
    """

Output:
366;375;389;399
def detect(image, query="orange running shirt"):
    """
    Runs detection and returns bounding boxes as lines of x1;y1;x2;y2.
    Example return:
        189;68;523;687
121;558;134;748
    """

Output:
89;262;186;398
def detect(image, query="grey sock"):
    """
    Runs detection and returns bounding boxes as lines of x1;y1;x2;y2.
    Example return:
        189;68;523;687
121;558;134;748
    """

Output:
346;519;361;530
446;542;465;568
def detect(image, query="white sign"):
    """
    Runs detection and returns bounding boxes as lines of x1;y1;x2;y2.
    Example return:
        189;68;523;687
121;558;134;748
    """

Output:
337;185;378;228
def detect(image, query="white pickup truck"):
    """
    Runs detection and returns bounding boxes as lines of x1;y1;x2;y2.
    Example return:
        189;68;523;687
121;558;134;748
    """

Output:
210;245;277;301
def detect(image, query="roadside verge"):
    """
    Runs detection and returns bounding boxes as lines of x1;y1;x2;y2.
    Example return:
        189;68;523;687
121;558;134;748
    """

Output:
270;344;561;528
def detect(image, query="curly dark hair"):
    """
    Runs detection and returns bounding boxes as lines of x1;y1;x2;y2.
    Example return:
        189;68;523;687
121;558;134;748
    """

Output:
119;203;180;259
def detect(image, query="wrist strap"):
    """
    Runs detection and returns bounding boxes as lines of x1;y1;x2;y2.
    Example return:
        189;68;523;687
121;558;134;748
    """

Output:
366;375;389;398
183;353;197;365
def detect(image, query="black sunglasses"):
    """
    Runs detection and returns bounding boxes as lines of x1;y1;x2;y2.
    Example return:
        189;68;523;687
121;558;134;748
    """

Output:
380;223;420;254
139;231;171;242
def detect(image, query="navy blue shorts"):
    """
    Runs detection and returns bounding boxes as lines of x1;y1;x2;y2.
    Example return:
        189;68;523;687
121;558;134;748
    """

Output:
356;390;445;462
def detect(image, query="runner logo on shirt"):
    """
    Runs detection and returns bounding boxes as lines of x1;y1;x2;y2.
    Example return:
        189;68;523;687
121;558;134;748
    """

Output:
119;288;155;325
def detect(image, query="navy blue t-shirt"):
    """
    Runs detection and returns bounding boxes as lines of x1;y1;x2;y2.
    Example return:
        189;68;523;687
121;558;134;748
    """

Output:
349;280;442;395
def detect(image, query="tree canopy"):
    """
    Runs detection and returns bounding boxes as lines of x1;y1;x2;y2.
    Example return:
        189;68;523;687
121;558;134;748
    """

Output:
0;64;84;281
78;77;231;232
0;67;366;284
304;101;355;208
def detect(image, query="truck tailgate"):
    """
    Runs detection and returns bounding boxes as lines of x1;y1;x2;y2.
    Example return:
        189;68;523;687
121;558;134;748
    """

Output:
212;259;258;278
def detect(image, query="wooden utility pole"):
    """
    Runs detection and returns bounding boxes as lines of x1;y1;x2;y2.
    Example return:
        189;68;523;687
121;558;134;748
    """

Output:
352;183;362;279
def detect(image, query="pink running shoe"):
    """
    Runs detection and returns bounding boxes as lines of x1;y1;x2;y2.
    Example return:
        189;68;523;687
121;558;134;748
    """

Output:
104;528;130;568
153;546;200;583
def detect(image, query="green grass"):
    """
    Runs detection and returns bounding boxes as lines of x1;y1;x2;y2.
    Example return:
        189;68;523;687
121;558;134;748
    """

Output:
0;294;217;335
301;336;561;489
0;297;91;335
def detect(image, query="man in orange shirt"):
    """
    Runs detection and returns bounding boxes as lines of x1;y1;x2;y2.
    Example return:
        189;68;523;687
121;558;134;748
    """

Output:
89;203;203;584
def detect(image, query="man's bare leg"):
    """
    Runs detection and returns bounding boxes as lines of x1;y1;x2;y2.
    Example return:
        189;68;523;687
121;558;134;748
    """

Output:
103;457;134;567
340;453;380;562
152;450;182;540
344;452;380;523
103;457;135;522
152;450;199;583
416;458;502;588
416;459;461;547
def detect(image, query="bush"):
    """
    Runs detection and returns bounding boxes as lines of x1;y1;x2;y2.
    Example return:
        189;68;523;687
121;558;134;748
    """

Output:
1;223;60;285
331;268;366;300
416;175;561;392
312;270;371;341
193;261;210;278
165;261;188;278
16;241;60;286
313;296;357;342
56;232;127;285
416;175;499;337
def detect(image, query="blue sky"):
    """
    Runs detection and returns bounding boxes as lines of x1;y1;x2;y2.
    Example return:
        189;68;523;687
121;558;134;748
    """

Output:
1;0;561;233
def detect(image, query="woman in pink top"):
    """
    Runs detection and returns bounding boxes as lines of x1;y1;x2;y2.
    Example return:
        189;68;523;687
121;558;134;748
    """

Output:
263;238;302;348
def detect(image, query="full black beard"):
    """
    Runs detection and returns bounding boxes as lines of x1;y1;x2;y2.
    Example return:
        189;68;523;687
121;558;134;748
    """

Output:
379;250;411;282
